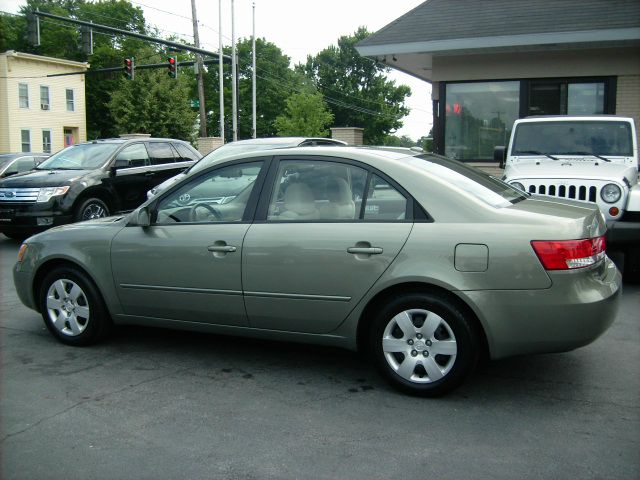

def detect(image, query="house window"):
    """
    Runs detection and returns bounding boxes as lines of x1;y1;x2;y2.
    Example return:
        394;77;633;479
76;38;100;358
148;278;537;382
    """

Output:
21;130;31;152
66;89;75;112
19;83;29;108
444;81;520;161
40;86;50;110
528;80;605;116
42;130;52;153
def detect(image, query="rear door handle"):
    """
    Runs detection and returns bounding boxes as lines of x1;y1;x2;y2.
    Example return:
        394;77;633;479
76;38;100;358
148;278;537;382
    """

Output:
208;245;237;253
144;172;155;177
347;247;383;255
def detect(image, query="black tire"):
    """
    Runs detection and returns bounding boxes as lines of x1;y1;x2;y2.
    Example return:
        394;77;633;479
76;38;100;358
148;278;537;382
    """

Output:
623;247;640;284
368;292;479;397
74;197;109;222
39;266;112;346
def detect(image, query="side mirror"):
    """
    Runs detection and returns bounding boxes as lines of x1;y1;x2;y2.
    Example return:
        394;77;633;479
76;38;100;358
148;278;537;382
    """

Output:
494;146;507;169
135;206;151;227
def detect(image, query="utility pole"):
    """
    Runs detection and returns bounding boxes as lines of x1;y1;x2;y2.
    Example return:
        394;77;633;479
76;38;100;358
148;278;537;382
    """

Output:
219;0;225;142
252;2;256;139
231;0;238;141
191;0;207;138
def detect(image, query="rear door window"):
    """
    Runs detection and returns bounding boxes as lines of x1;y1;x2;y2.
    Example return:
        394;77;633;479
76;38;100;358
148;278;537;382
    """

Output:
267;159;368;221
115;143;149;168
174;143;200;162
363;175;408;220
147;142;177;165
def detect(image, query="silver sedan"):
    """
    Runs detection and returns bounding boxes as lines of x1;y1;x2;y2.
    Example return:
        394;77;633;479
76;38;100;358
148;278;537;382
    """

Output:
13;147;621;396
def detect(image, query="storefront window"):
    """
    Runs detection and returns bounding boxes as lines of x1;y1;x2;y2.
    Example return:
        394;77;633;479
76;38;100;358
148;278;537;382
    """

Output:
567;83;605;115
444;81;520;161
529;80;605;116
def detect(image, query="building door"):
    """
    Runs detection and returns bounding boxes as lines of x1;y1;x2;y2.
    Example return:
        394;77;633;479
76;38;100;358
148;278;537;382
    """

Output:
63;128;74;147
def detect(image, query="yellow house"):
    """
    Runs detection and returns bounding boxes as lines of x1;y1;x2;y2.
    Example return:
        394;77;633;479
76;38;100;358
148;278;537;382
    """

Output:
0;51;89;154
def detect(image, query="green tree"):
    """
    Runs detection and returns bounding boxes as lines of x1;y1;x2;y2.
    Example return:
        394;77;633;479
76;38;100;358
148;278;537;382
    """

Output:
274;92;334;137
301;27;411;145
7;0;155;139
108;68;197;142
381;134;417;148
202;37;311;139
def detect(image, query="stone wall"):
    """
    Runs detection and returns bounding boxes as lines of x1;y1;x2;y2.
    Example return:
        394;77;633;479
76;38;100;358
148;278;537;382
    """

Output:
197;136;224;155
330;127;364;145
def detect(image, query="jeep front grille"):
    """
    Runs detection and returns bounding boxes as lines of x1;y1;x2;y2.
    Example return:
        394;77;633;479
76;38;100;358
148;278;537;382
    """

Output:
526;183;598;203
0;188;40;203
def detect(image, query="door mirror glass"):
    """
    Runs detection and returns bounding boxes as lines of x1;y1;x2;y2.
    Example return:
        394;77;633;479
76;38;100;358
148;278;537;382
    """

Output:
136;206;151;227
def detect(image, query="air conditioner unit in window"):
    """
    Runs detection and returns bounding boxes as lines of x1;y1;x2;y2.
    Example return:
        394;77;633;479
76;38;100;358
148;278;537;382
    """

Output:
41;104;50;110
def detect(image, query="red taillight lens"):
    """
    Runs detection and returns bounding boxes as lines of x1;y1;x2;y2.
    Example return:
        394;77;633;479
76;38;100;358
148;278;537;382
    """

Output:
531;236;606;270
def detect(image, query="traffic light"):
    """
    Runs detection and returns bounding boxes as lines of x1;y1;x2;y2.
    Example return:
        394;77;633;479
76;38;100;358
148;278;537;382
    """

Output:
26;13;40;47
124;58;134;80
167;57;177;79
81;26;93;55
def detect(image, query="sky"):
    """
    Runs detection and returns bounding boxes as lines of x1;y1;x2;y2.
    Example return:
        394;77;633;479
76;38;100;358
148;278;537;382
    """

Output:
2;0;433;140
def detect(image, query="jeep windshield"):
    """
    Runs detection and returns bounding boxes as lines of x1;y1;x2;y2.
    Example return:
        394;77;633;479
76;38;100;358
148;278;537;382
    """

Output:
512;121;633;157
37;143;120;170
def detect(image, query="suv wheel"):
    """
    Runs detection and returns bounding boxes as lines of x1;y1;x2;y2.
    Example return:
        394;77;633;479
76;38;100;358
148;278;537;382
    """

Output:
75;198;109;222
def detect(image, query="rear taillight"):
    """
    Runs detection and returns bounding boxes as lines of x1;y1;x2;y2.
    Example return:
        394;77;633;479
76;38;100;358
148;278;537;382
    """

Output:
531;236;606;270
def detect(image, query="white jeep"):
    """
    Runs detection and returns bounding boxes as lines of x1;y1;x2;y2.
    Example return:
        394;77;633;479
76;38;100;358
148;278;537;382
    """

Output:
496;115;639;281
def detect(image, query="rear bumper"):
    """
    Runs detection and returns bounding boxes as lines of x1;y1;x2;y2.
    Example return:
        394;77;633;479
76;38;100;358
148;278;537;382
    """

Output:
458;257;622;360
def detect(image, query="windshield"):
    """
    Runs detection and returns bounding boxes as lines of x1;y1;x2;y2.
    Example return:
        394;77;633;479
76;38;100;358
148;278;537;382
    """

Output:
189;142;295;175
0;155;19;168
413;155;528;207
37;143;120;170
512;121;633;157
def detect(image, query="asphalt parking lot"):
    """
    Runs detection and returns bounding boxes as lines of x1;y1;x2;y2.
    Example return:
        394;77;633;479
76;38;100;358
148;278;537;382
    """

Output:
1;236;638;480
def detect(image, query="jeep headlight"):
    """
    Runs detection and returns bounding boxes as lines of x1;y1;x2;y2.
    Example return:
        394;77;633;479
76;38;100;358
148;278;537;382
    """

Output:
600;183;621;204
37;186;70;203
510;181;525;192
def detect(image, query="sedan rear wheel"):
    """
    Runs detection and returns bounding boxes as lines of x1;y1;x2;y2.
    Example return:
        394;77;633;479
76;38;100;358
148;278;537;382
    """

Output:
39;267;112;346
369;292;479;396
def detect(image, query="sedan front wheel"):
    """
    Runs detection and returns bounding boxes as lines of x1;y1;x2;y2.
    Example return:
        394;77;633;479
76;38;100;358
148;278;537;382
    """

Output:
369;292;479;396
39;267;112;346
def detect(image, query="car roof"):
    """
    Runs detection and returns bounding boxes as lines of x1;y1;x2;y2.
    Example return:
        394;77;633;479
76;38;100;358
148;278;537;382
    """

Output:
73;138;194;146
215;145;422;165
224;137;346;147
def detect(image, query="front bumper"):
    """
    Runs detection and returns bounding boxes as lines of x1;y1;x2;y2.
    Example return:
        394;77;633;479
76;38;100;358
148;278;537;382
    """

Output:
0;201;72;234
606;219;640;246
458;257;622;360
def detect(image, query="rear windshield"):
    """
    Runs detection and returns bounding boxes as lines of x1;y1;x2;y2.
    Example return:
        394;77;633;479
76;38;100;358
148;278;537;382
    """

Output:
37;143;120;170
412;155;528;207
512;121;633;156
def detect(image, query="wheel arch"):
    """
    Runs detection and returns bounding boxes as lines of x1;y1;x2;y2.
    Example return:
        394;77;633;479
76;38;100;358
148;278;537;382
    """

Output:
355;281;490;360
73;187;117;216
32;257;108;315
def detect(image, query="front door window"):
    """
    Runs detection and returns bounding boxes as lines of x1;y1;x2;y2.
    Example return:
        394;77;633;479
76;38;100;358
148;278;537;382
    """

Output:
155;162;263;224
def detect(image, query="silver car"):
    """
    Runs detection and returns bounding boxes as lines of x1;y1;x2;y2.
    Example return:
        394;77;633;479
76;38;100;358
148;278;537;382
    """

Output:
13;147;621;396
147;137;347;199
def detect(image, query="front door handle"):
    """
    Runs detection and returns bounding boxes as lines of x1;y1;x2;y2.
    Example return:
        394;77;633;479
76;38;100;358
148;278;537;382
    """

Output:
347;247;383;255
208;245;237;253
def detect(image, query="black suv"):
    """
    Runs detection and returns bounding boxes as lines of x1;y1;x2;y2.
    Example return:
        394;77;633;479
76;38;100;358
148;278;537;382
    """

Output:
0;138;201;239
